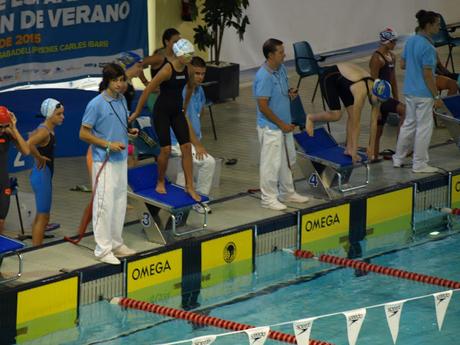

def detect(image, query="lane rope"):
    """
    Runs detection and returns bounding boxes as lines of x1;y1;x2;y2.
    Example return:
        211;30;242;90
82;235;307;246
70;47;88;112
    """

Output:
287;248;460;289
111;297;335;345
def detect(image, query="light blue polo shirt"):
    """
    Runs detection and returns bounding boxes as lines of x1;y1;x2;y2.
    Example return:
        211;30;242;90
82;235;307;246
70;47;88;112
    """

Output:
82;93;129;162
402;34;437;98
253;63;291;130
171;86;206;145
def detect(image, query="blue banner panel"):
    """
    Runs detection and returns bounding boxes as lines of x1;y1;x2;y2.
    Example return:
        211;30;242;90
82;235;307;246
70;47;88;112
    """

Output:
0;88;98;173
0;0;148;90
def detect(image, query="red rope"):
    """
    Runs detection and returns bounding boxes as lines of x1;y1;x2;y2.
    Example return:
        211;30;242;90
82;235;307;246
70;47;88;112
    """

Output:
293;249;460;289
64;155;109;245
116;297;334;345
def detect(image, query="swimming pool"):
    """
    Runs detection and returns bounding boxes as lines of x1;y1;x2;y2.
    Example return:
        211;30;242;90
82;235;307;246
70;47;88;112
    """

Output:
24;227;460;345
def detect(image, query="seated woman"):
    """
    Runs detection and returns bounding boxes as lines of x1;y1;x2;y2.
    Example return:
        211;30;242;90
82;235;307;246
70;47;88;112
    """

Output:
305;63;391;162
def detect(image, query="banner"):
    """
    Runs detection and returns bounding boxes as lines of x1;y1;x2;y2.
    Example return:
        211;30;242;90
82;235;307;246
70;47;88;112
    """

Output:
384;300;405;344
0;0;148;90
343;308;366;345
245;326;270;345
191;335;216;345
433;290;453;331
293;318;315;345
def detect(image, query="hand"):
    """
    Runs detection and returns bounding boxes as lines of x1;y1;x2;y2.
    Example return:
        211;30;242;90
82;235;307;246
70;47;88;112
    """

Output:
434;98;444;109
288;88;298;100
128;128;139;139
36;155;51;169
128;112;139;123
280;123;296;133
109;141;126;152
9;111;17;127
194;144;208;160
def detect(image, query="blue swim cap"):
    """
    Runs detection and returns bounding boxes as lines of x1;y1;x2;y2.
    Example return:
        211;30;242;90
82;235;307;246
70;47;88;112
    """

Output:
379;27;398;44
372;79;392;100
116;51;143;70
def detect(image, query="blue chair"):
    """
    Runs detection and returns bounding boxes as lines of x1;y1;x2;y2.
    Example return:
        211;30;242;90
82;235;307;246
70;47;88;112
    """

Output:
128;163;210;244
433;15;460;72
0;235;25;284
293;41;325;107
294;128;369;199
434;95;460;147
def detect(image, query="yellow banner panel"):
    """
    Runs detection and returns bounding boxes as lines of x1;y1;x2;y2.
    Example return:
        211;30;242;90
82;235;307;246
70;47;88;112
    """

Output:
451;174;460;207
127;249;182;294
201;230;253;272
17;276;78;325
367;187;412;226
301;204;350;245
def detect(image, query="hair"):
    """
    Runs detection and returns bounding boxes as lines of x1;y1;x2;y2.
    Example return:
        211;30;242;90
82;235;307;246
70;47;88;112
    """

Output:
415;10;439;30
162;28;180;47
98;63;126;93
262;38;283;59
190;56;206;68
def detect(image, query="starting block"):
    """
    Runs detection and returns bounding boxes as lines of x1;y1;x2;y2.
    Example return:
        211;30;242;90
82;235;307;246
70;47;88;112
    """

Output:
128;163;209;244
434;95;460;147
294;128;369;199
0;235;25;284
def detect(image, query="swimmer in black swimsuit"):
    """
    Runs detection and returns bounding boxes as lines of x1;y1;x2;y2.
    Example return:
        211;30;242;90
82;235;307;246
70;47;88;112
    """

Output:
306;63;391;162
0;106;29;234
369;28;406;159
130;38;201;202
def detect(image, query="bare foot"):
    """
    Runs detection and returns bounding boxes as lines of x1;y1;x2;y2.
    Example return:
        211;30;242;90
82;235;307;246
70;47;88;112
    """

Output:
344;149;362;163
155;181;167;194
186;187;201;202
306;115;314;136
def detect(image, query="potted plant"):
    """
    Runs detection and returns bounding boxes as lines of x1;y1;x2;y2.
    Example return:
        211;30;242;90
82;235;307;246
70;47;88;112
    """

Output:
190;0;250;102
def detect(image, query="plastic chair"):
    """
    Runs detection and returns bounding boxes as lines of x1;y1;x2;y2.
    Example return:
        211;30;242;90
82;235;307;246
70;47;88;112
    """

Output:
293;41;325;107
432;15;460;72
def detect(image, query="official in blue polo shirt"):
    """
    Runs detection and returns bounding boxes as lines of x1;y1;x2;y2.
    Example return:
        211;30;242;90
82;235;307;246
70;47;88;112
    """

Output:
253;38;309;211
393;10;443;173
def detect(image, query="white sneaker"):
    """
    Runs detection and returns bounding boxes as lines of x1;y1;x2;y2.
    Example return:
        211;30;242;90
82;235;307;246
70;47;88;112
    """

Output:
279;193;310;204
113;244;136;257
261;200;287;211
412;166;440;174
192;203;212;214
98;252;121;265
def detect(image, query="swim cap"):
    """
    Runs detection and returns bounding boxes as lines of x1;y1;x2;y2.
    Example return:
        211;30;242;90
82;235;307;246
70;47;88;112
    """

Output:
115;51;143;70
173;38;194;57
0;106;11;124
379;27;398;44
372;79;392;100
40;98;61;118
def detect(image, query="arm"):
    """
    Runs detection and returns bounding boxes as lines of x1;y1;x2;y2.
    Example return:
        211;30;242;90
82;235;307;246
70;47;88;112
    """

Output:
257;98;295;133
369;53;384;79
79;125;125;153
129;63;171;122
138;54;166;86
6;112;29;155
27;128;51;169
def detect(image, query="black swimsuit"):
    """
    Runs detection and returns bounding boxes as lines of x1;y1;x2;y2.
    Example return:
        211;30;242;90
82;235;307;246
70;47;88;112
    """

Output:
152;61;190;147
374;51;401;125
320;65;376;111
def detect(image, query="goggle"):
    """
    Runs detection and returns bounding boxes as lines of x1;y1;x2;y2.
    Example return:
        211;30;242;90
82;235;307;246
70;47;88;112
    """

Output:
55;103;63;109
0;124;10;129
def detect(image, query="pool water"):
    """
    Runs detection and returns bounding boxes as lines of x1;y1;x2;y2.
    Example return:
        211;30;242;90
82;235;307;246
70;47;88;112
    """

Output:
26;231;460;345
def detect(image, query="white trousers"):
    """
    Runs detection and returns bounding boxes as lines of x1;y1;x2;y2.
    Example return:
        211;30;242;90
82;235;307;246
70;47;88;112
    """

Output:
171;144;216;196
393;95;434;170
257;126;296;205
92;159;127;258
